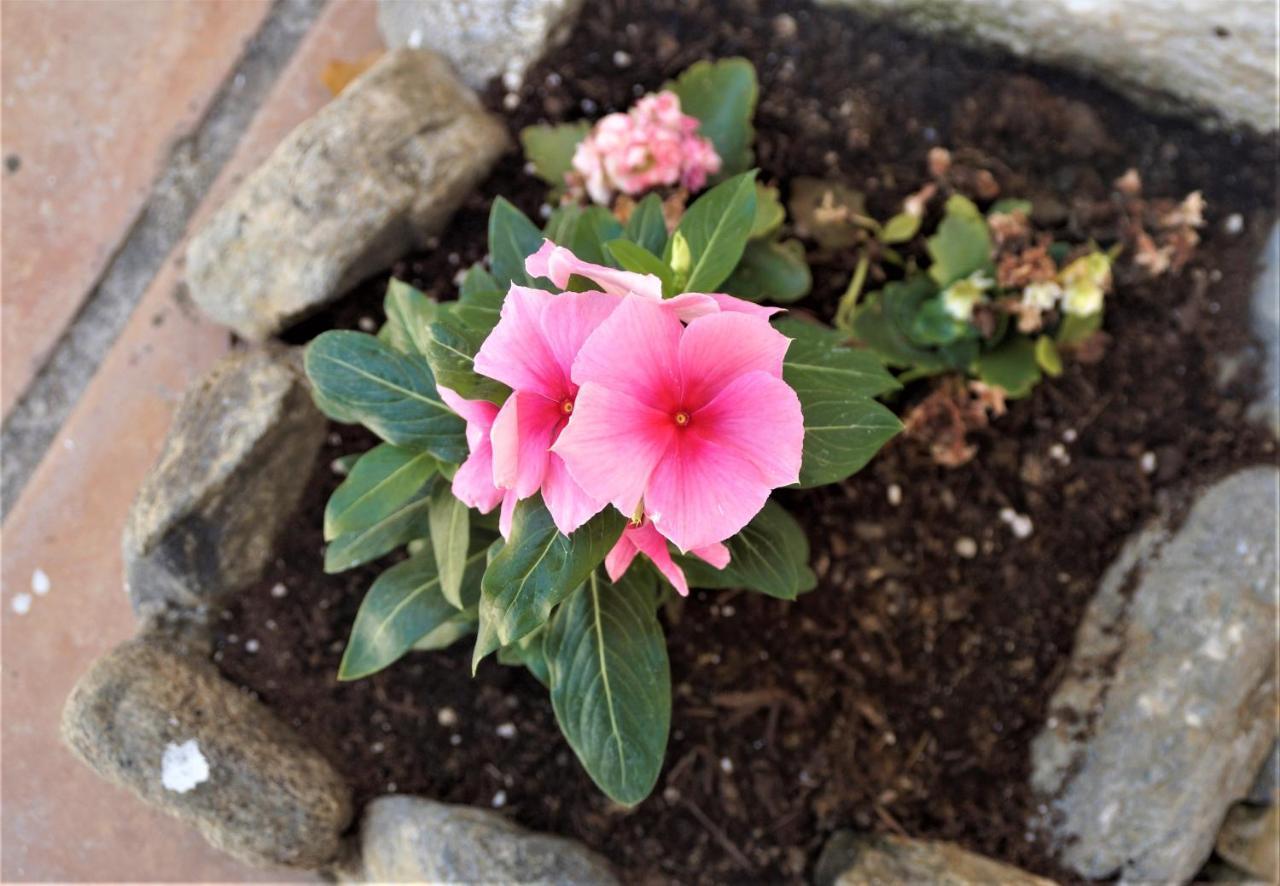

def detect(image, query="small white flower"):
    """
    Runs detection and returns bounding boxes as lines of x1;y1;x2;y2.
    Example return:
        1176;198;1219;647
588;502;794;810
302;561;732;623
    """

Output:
1059;252;1110;317
1062;281;1104;317
941;272;993;322
1021;282;1061;311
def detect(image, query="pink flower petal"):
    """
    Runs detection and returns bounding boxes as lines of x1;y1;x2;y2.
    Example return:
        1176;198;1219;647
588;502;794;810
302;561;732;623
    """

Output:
693;370;804;490
498;489;518;539
552;381;676;520
707;293;785;320
489;392;562;498
451;440;504;513
665;292;721;323
538;290;621;385
438;385;499;430
623;521;690;597
604;531;640;583
474;286;564;398
525;240;663;300
570;295;683;412
677;311;791;410
540;454;606;536
692;541;731;570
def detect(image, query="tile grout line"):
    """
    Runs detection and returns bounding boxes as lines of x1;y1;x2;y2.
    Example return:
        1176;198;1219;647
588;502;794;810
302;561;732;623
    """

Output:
0;0;329;520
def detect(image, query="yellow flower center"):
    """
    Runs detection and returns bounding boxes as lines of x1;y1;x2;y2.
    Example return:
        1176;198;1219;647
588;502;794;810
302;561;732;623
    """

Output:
674;411;690;427
560;398;574;415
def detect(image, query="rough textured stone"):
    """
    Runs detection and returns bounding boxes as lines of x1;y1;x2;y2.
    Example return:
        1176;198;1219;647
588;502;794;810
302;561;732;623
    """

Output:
1032;467;1280;882
351;795;618;883
1247;224;1279;436
377;0;584;91
122;345;324;616
814;831;1054;886
61;636;352;869
814;0;1277;132
185;48;508;340
1216;803;1279;882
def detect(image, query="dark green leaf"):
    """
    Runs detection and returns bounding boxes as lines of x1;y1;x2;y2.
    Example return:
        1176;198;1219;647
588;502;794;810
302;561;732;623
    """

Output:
489;197;546;289
676;501;814;599
545;569;670;806
410;611;477;652
452;288;504;337
750;183;785;240
338;546;486;680
666;58;757;176
324;443;437;541
545;204;624;269
605;239;675;296
519;122;590;189
382;279;437;354
305;331;466;462
721;237;811;304
496;627;550;687
472;499;626;670
850;278;946;371
976;335;1042;398
790;385;902;488
927;195;992;287
460;264;500;299
1056;309;1103;346
428;484;472;609
667;171;757;293
909;297;970;346
324;493;431;573
776;317;900;399
624;193;668;255
421;310;508;403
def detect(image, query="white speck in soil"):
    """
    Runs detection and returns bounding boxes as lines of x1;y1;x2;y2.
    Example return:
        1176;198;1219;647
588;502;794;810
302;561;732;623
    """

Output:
496;722;517;739
503;92;520;110
722;604;735;617
580;98;598;114
1062;428;1078;442
720;757;734;774
491;790;507;808
370;741;385;754
450;734;462;746
387;782;397;793
31;568;50;595
357;316;377;332
1224;213;1244;235
11;593;32;615
1140;451;1157;474
954;537;978;559
244;639;260;653
270;583;288;599
1049;443;1070;465
437;707;458;727
161;739;209;793
613;50;632;68
886;483;903;506
501;70;522;91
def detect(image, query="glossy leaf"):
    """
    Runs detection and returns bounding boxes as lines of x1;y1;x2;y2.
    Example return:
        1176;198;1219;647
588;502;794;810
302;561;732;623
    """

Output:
428;483;471;609
776;317;900;399
666;171;757;294
850;278;947;371
976;335;1041;398
305;331;466;462
545;568;670;806
410;611;477;652
519;122;590;188
676;501;815;599
721;237;810;304
324;492;431;573
665;57;757;176
460;263;500;299
544;204;624;269
489;197;546;289
496;627;550;687
624;193;668;256
926;195;992;287
382;279;437;354
324;444;437;542
472;498;626;670
605;239;675;296
750;183;785;240
421;310;508;403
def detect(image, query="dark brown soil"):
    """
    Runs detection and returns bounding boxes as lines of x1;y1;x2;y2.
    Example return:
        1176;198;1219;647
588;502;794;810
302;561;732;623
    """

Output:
225;1;1278;882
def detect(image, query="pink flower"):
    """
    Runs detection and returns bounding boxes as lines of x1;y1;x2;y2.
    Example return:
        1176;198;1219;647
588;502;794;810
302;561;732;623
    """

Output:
553;296;805;553
606;519;730;597
437;386;514;520
472;286;618;537
570;91;722;205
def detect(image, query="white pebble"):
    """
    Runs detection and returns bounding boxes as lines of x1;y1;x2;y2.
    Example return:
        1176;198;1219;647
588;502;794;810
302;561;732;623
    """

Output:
437;707;458;727
11;593;32;615
502;92;520;111
1010;515;1034;539
1049;443;1070;465
954;537;978;559
492;789;508;808
580;98;598;114
161;739;209;793
1140;451;1157;474
721;604;735;617
270;583;288;598
1224;213;1244;235
720;757;734;774
357;316;377;332
496;722;517;739
501;70;522;91
31;568;50;595
244;639;260;653
330;458;350;476
1062;428;1078;443
886;483;903;506
612;50;632;68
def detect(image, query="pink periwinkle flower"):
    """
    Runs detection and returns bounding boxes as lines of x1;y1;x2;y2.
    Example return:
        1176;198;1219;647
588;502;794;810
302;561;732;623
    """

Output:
437;385;515;521
553;295;805;554
571;91;722;205
606;519;730;598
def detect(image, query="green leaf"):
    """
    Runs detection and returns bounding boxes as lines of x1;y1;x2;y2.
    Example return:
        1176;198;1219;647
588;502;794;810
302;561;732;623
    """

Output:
324;493;431;573
789;381;903;488
411;611;477;652
667;171;758;293
305;331;466;462
850;278;947;371
452;288;503;338
976;335;1042;398
338;546;486;680
473;499;626;670
666;58;757;177
927;195;992;287
879;212;921;245
624;193;668;256
428;484;471;609
605;239;675;296
496;627;550;687
382;279;437;354
676;502;814;599
989;198;1033;216
545;204;624;269
750;183;785;239
489;197;546;289
544;569;670;806
1035;334;1063;377
776;317;900;399
460;263;500;300
519;122;590;188
909;297;970;346
1057;309;1103;346
324;444;437;542
421;310;508;403
721;238;811;304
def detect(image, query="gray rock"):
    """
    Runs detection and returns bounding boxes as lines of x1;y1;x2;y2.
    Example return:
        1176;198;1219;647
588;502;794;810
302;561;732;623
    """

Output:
123;346;325;616
1032;467;1280;883
814;831;1054;886
1216;803;1279;882
377;0;584;91
351;795;618;883
185;48;508;340
61;637;351;869
1247;224;1279;437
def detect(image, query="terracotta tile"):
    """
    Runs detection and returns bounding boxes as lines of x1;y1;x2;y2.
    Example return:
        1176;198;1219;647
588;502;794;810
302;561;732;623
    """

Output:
0;0;271;419
1;2;381;880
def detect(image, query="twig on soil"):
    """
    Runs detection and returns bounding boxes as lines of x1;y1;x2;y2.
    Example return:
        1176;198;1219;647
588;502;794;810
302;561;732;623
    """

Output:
682;797;755;871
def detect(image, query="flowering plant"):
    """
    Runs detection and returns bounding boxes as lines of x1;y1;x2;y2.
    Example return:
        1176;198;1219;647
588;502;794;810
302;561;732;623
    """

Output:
304;170;900;804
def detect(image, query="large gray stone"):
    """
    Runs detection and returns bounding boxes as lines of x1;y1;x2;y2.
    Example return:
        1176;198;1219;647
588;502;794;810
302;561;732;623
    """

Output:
123;346;324;616
61;637;352;869
814;0;1278;132
351;795;618;883
186;48;508;340
814;831;1054;886
377;0;584;91
1032;467;1280;883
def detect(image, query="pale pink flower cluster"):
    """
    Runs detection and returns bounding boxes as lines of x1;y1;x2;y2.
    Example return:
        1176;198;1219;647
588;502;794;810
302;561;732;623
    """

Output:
571;91;722;205
441;241;804;595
